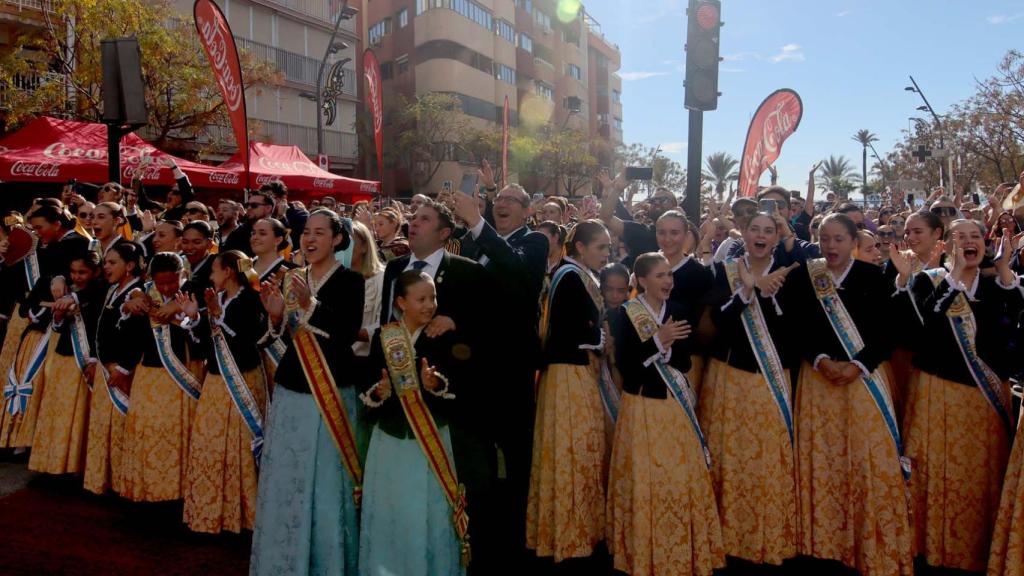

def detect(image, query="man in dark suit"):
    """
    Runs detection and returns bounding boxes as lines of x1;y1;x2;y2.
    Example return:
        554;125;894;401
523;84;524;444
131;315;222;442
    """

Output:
452;174;548;571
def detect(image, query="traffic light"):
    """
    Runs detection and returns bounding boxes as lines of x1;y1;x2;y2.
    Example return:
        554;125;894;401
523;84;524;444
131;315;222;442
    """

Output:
684;0;722;111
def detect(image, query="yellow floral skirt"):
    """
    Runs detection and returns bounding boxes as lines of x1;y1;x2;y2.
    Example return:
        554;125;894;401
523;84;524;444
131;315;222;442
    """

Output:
0;314;28;380
83;365;127;495
698;359;797;565
29;350;90;474
527;362;606;561
990;407;1024;576
0;328;48;448
184;369;267;534
119;364;197;502
904;370;1010;572
796;363;913;576
607;392;724;576
688;354;705;404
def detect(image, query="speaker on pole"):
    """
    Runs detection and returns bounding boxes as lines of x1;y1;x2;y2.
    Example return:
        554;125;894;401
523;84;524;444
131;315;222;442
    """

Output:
101;37;148;183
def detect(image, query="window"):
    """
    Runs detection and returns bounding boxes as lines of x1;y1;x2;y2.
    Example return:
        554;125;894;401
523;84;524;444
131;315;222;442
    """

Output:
494;63;516;85
534;9;551;31
535;81;553;100
369;18;392;45
416;0;444;15
397;8;409;28
380;61;394;80
397;54;409;74
613;117;623;131
495;19;515;44
452;0;492;29
515;0;532;12
612;89;621;104
566;63;581;81
518;33;533;53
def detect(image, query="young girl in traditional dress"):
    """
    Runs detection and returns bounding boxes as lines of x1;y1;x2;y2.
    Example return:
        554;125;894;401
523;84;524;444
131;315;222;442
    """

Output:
607;252;724;576
29;250;105;475
180;250;268;534
527;219;610;565
700;213;801;568
1;205;89;449
119;252;201;502
897;219;1022;573
358;270;468;576
250;210;365;576
90;202;128;259
656;210;713;398
882;209;945;420
791;213;913;576
84;241;146;495
251;217;295;388
0;217;32;392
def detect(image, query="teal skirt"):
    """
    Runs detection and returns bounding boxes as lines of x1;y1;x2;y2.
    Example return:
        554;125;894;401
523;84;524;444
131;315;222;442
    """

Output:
249;385;364;576
358;424;465;576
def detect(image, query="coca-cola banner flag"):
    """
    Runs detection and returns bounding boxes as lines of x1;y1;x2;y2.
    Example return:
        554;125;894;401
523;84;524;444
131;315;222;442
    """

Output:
737;89;803;198
194;0;249;187
363;49;384;188
502;95;509;188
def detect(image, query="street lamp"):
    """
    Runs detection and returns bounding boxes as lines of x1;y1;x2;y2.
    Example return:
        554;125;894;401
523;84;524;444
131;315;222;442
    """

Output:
905;75;950;187
312;2;358;164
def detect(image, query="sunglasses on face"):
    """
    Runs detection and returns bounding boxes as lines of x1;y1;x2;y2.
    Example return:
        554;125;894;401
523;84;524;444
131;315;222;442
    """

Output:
878;231;896;239
931;206;958;217
78;212;93;218
245;202;268;209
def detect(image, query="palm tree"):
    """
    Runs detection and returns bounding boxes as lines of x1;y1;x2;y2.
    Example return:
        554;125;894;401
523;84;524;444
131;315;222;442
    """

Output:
852;129;879;195
702;151;739;201
818;155;859;198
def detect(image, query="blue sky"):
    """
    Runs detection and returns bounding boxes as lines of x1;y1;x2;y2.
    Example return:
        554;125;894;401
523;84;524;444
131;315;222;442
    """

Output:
581;0;1024;191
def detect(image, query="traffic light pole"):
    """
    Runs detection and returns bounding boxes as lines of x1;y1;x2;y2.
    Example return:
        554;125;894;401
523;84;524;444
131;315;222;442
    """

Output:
684;109;703;222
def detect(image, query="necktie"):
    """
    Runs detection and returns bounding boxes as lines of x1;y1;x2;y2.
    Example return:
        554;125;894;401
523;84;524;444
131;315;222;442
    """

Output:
412;260;428;271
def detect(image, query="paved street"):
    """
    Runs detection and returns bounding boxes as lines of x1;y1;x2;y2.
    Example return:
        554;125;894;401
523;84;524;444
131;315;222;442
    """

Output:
0;461;250;575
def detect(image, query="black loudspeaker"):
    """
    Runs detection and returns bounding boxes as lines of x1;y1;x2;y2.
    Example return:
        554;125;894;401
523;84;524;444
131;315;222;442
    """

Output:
101;37;148;126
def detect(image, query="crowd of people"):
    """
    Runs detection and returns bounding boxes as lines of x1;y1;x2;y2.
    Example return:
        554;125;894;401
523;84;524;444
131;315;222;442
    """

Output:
1;155;1024;576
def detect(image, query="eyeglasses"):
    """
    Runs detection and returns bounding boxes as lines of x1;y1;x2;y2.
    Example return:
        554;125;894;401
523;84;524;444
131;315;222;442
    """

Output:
931;206;958;217
245;202;268;209
78;212;93;219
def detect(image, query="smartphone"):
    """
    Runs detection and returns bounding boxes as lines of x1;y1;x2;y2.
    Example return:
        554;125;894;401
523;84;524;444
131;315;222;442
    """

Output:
582;195;596;214
906;193;916;206
459;172;479;195
972;193;981;205
758;199;778;214
625;166;654;181
532;193;544;202
442;180;453;193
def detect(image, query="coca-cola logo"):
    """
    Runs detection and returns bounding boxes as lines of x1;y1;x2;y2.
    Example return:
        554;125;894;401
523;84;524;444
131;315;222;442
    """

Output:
11;161;61;178
256;156;319;176
122;165;162;181
196;6;243;113
209;171;240;185
313;178;334;189
255;175;274;185
740;90;802;197
360;182;378;193
43;142;106;161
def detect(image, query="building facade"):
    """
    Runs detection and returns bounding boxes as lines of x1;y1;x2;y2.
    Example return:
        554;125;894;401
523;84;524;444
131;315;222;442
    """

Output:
361;0;621;197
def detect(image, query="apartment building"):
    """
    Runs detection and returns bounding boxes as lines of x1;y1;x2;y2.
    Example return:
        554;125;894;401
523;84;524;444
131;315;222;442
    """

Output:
361;0;622;197
169;0;362;174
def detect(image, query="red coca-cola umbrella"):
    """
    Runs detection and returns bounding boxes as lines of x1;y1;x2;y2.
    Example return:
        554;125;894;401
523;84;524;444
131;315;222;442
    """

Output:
0;116;236;188
215;141;378;202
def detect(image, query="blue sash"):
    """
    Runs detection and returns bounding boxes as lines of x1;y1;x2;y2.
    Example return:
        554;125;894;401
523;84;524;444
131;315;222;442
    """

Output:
264;337;287;368
623;299;711;469
544;262;618;419
807;259;910;480
212;327;265;465
70;314;92;374
723;260;794;444
145;283;202;401
24;250;40;291
925;269;1013;433
3;327;50;415
99;364;130;415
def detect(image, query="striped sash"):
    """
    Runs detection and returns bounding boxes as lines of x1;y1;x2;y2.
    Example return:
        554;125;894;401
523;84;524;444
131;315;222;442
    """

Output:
99;363;130;415
723;260;794;444
211;327;266;465
24;250;40;291
381;323;471;566
70;314;92;387
285;268;364;505
925;269;1013;434
3;327;49;415
145;283;202;401
807;259;910;480
623;299;711;469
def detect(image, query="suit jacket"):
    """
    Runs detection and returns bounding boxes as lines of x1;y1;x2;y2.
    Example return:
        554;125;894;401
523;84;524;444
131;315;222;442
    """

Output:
459;223;547;371
379;251;486;338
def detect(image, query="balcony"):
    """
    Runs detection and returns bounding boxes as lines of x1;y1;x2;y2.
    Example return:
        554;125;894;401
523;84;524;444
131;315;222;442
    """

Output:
235;36;356;96
2;0;51;12
0;71;66;111
256;0;357;33
254;119;358;161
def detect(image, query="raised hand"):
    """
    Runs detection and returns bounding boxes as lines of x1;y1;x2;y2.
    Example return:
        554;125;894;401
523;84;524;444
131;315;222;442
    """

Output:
756;263;799;296
736;258;756;298
420;358;443;392
926;240;946;269
656;316;691;347
889;244;913;287
452;187;482;229
140;210;157;233
948;240;967;284
478;159;496;191
260;280;285;325
290;275;312;311
353;204;373;227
